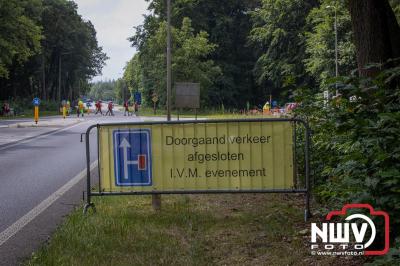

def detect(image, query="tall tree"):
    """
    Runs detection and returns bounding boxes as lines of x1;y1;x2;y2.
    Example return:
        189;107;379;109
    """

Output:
0;0;107;102
88;80;116;101
41;0;108;101
348;0;400;76
0;0;42;79
114;78;130;104
172;0;261;107
128;17;220;108
249;0;318;99
130;0;262;108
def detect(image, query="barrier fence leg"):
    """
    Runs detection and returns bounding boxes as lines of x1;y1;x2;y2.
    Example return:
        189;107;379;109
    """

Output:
83;128;96;214
152;194;161;211
83;175;96;214
304;121;312;222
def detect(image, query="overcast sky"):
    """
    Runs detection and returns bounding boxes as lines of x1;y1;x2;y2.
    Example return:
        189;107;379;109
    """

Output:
73;0;149;82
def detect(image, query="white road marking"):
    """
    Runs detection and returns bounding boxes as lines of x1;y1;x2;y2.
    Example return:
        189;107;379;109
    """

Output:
0;160;98;246
0;121;89;151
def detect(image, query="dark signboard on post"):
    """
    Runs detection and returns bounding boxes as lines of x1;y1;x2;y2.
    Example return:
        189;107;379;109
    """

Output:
174;82;200;109
134;92;142;105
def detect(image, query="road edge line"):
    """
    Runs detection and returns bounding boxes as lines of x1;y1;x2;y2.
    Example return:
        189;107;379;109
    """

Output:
0;161;98;247
0;121;86;151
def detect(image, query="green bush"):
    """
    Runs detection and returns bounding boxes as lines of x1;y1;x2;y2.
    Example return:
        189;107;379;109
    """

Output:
11;99;59;112
0;98;60;116
294;61;400;247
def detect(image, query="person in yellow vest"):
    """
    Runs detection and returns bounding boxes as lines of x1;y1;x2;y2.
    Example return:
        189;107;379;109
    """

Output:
66;100;71;115
77;99;84;117
263;101;270;114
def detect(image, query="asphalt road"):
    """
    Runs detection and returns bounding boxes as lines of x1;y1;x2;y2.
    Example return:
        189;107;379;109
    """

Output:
0;111;154;265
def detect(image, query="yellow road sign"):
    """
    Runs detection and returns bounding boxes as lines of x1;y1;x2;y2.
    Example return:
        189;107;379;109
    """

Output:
98;121;294;193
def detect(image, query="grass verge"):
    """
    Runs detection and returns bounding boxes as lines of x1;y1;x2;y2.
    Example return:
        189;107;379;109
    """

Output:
0;110;60;120
136;107;277;119
136;107;277;120
26;194;364;266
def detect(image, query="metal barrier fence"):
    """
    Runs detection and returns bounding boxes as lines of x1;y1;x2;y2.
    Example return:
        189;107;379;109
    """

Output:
84;118;311;221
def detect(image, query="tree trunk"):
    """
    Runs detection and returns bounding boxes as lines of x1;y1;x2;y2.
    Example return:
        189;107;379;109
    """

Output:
348;0;400;76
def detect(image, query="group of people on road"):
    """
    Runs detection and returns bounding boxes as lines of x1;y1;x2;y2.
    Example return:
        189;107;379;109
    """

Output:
95;99;139;117
61;99;84;117
123;100;139;116
60;99;140;117
95;100;115;116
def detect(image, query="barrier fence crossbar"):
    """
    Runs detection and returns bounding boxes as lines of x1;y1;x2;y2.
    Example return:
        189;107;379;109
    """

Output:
84;118;312;221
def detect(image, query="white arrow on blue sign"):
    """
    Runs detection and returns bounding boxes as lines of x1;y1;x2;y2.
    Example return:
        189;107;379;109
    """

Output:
113;129;152;186
33;98;41;106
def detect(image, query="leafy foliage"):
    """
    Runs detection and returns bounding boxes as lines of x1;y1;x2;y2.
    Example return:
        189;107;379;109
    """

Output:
114;78;129;104
294;61;400;244
249;0;317;98
128;0;263;109
366;241;400;265
0;0;107;102
39;0;108;100
88;80;117;101
390;0;400;22
0;0;42;78
127;16;221;108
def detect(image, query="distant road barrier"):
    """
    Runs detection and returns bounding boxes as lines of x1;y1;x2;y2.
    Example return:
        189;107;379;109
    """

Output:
84;118;311;220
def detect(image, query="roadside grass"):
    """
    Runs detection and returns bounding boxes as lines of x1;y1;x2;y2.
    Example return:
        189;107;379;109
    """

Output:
136;107;277;119
204;113;274;119
26;194;363;266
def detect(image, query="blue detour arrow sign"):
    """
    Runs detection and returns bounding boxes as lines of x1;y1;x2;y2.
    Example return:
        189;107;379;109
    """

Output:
113;129;152;186
33;98;41;106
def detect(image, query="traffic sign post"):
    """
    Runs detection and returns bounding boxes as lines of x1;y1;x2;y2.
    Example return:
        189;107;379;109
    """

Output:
33;98;40;124
175;82;200;120
151;92;161;209
134;92;142;105
34;106;39;124
152;93;159;115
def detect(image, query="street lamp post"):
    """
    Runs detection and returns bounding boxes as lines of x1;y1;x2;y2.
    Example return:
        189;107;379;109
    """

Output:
42;52;46;100
58;55;62;102
153;0;172;211
326;5;339;96
58;52;72;102
166;0;172;121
